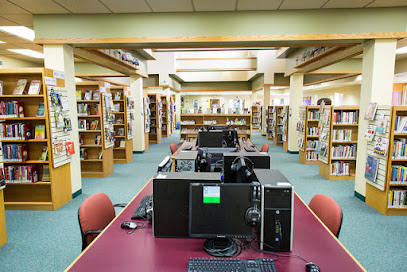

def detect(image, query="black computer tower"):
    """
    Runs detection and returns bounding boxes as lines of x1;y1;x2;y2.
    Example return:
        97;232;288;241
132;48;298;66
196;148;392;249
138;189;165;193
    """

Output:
175;151;198;172
223;152;270;183
254;169;293;252
153;172;222;238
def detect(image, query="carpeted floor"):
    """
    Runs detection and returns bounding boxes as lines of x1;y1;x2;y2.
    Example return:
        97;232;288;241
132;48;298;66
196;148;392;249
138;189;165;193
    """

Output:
0;130;405;272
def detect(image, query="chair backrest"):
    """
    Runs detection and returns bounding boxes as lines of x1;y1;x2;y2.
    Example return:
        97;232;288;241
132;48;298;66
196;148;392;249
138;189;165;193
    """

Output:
78;193;116;250
170;143;178;154
308;194;343;238
260;144;269;153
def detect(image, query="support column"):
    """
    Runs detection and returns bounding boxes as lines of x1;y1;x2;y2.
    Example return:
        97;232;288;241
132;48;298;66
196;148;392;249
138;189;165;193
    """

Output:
355;39;396;198
130;75;145;152
288;73;304;152
43;44;81;195
175;93;181;124
262;86;271;135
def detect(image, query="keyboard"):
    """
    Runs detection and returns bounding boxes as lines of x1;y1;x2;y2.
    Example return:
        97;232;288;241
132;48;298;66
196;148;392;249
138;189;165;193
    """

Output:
244;145;256;152
183;145;192;150
187;258;277;272
131;195;152;220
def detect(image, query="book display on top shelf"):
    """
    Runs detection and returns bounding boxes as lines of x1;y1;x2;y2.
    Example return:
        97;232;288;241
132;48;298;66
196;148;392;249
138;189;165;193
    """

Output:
266;106;275;140
273;106;284;146
0;68;72;211
282;106;289;152
148;94;162;144
76;81;113;178
251;105;261;130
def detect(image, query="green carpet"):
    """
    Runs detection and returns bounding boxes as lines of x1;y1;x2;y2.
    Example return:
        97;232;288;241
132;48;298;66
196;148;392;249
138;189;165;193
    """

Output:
0;130;405;272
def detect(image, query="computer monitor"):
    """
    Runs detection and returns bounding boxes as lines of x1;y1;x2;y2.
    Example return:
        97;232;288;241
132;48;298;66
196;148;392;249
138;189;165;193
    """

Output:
157;156;172;172
189;183;254;256
197;130;223;148
223;152;271;183
197;147;238;172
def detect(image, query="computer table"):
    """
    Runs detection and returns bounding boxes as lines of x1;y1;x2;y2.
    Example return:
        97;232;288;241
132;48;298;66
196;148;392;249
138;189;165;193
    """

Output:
66;180;366;272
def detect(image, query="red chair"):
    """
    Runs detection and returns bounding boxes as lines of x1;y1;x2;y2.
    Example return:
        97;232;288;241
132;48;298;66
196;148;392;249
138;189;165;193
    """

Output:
260;144;269;153
308;194;343;238
170;143;178;154
78;193;125;251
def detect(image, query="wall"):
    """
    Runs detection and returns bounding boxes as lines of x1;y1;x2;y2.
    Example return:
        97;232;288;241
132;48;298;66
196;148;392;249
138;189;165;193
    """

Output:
0;55;41;68
303;84;361;105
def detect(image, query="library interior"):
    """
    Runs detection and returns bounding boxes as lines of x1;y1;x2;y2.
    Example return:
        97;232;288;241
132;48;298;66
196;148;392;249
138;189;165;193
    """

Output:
0;2;407;272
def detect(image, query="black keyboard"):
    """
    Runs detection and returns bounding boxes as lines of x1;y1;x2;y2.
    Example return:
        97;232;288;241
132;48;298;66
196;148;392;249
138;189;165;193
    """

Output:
131;195;152;220
244;146;256;152
187;258;277;272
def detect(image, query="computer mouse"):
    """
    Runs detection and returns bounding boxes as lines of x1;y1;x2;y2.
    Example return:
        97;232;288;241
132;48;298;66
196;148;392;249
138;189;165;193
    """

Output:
121;221;138;229
306;262;320;272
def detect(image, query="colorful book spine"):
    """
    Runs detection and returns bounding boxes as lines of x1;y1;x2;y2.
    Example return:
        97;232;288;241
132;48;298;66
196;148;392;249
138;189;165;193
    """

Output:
332;129;352;141
331;144;356;159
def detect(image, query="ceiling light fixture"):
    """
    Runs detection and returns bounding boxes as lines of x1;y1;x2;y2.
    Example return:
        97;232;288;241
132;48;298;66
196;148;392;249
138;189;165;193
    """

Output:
0;40;5;44
7;49;44;59
396;46;407;55
0;26;35;42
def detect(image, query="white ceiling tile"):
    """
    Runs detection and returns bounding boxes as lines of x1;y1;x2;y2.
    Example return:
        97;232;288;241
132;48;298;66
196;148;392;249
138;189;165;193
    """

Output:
100;0;152;13
146;0;194;12
323;0;373;8
193;0;236;11
0;14;33;27
367;0;407;7
7;0;70;14
0;0;30;15
0;16;19;26
237;0;283;10
279;0;327;9
54;0;112;13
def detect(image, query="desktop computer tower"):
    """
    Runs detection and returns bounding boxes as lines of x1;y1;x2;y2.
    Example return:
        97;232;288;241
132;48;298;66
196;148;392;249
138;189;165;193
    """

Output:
223;152;270;183
153;172;222;238
254;169;293;252
175;151;198;172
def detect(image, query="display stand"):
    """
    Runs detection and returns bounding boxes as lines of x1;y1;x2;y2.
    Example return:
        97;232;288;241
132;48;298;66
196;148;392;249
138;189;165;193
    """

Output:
143;89;149;151
298;106;320;164
171;95;176;133
252;105;261;130
148;93;162;144
274;106;284;146
76;81;113;178
266;106;275;140
161;95;170;138
282;106;289;152
111;86;133;164
0;68;72;210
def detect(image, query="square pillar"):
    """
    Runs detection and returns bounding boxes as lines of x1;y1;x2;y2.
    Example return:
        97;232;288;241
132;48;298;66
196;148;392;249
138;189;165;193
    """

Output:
130;75;145;152
288;73;304;152
262;86;271;135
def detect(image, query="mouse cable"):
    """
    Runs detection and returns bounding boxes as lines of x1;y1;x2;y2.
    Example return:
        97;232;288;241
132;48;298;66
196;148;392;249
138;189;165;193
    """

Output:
249;238;309;263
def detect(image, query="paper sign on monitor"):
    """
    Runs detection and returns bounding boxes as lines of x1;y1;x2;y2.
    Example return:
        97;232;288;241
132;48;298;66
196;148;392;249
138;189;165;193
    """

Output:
203;186;220;204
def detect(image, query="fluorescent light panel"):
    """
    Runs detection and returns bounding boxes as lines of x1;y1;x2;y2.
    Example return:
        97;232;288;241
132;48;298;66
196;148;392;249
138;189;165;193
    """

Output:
7;49;44;59
0;40;5;44
0;26;35;42
396;46;407;54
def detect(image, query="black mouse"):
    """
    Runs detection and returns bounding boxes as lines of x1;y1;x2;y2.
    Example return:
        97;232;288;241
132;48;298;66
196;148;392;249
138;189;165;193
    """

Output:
306;262;320;272
121;221;137;229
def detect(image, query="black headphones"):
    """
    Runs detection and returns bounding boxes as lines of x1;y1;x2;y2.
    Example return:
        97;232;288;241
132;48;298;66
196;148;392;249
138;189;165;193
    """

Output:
245;181;261;226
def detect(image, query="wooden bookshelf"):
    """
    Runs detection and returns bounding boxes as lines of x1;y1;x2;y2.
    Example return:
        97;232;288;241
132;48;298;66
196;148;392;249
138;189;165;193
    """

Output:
266;106;275;140
366;106;407;215
282;106;289;152
318;106;359;180
180;114;251;141
111;86;133;164
76;81;113;177
0;68;72;210
298;106;320;164
274;106;284;146
171;95;176;133
161;95;170;138
251;105;261;131
148;93;162;144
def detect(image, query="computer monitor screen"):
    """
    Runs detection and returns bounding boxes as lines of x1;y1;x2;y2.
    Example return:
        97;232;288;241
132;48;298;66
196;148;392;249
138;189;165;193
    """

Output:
189;183;253;239
197;130;223;148
197;147;238;172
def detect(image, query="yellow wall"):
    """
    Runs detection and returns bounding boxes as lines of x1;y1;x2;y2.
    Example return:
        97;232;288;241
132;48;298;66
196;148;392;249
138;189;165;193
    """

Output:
303;84;361;105
0;55;41;68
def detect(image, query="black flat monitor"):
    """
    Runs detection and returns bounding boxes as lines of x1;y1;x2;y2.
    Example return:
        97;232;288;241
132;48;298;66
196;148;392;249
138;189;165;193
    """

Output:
189;183;254;256
223;152;271;183
197;130;223;148
197;147;238;172
157;156;172;172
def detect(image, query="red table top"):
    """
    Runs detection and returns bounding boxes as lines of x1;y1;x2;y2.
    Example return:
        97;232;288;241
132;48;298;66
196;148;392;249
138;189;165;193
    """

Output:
67;180;366;272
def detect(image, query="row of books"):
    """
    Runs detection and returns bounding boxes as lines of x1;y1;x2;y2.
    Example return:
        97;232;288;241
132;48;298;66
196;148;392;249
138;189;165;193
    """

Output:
332;129;353;142
390;165;407;184
392;139;407;158
78;119;99;131
330;161;351;176
307;127;319;136
0;101;24;118
180;120;196;125
0;123;31;140
308;111;320;120
1;79;42;95
2;165;39;183
76;89;100;101
306;140;317;150
394;115;407;133
306;151;318;161
331;144;356;159
333;111;358;124
3;144;29;162
388;189;407;208
77;104;99;116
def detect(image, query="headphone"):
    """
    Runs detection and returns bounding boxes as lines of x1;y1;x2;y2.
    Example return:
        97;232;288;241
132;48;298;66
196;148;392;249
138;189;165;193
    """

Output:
231;156;256;183
245;181;261;226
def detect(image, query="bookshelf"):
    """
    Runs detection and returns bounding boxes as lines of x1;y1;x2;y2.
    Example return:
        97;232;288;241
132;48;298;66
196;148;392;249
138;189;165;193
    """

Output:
318;106;359;180
282;106;289;152
170;95;176;133
274;106;284;146
365;105;407;215
180;114;251;141
0;68;72;210
148;93;162;144
76;81;114;177
298;106;320;164
143;89;149;151
266;106;275;140
251;105;261;131
111;86;133;164
161;95;170;138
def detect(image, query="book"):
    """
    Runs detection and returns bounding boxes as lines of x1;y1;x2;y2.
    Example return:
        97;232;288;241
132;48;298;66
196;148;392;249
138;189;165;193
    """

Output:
116;116;124;124
119;139;125;148
79;134;84;145
365;155;379;182
363;125;376;141
13;79;28;95
93;89;100;100
94;104;99;115
54;140;64;155
373;137;389;156
113;103;120;112
0;80;3;95
117;128;124;136
376;118;387;134
95;135;101;145
28;80;42;95
50;90;61;107
64;118;72;131
84;90;92;100
364;102;377;120
17;101;24;117
40;146;48;161
65;141;75;155
98;149;103;159
55;112;65;129
76;90;82;100
34;125;46;139
90;120;99;130
42;165;50;182
80;148;88;160
78;119;87;130
36;103;45;117
114;92;121;100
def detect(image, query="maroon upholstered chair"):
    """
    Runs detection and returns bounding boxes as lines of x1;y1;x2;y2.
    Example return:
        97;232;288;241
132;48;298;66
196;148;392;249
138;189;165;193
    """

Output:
260;144;269;153
78;193;124;251
170;143;178;154
308;194;343;238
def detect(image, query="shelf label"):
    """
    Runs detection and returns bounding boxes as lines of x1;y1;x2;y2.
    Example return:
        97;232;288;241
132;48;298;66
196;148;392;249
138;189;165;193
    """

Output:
44;76;57;86
53;70;65;80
